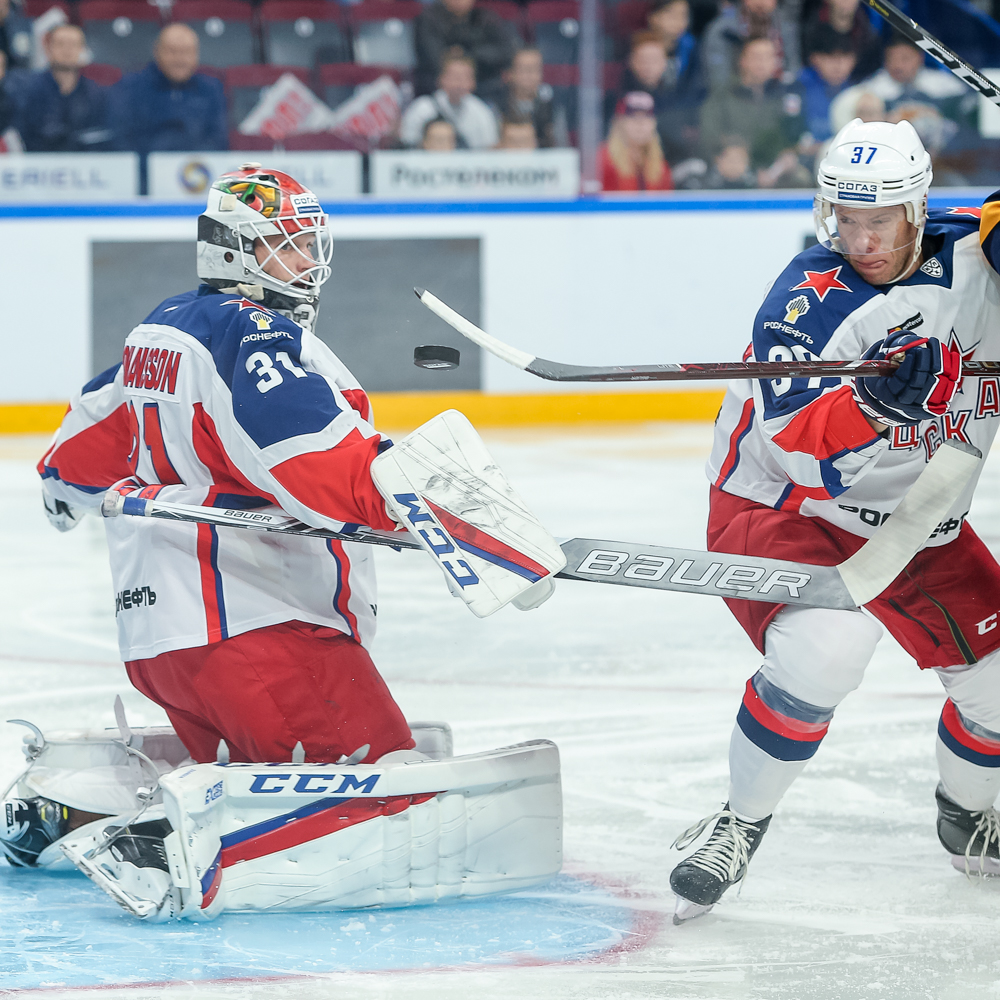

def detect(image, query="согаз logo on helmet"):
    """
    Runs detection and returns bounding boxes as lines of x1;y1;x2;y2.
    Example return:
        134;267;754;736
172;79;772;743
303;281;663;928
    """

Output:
180;162;212;195
837;180;879;204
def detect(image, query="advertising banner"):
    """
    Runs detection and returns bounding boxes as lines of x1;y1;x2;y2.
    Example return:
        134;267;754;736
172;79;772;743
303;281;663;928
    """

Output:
147;151;363;200
0;152;138;200
370;149;580;200
238;73;336;139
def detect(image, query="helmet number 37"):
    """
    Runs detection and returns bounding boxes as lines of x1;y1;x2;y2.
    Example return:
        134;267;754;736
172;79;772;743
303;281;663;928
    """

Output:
815;120;933;286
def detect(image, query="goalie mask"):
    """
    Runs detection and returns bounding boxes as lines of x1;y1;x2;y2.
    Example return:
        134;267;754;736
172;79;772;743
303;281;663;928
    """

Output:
197;163;333;326
814;119;932;284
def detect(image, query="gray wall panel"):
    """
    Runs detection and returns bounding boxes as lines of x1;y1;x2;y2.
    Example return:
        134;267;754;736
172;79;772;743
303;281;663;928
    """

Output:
91;238;481;392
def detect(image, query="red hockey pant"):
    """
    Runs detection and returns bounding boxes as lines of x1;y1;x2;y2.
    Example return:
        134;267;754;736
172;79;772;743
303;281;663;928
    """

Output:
708;485;1000;668
126;620;414;764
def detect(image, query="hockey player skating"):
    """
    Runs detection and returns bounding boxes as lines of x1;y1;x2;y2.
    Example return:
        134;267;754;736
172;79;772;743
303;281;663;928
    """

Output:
1;164;564;918
670;119;1000;921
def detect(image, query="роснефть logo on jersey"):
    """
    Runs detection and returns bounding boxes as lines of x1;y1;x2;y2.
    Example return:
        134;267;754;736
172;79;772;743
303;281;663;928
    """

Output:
784;295;810;324
116;585;156;615
122;346;182;395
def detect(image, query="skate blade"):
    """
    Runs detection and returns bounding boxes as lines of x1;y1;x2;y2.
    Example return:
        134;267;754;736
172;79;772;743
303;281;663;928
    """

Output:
60;843;163;919
950;853;1000;876
673;895;714;924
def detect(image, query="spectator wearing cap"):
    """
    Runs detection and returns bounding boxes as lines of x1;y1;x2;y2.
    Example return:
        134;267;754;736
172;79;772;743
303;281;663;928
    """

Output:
16;24;113;152
414;0;516;101
422;117;457;150
700;36;810;187
797;24;856;144
111;24;227;189
599;91;674;192
701;0;800;91
608;30;704;164
801;0;881;81
400;51;499;149
493;48;566;148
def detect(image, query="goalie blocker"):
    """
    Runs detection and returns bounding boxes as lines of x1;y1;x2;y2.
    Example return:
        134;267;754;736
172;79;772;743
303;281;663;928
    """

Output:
1;717;562;921
370;409;567;617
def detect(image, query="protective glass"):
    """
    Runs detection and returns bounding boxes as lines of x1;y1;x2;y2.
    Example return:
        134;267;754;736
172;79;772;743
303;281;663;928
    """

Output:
814;197;917;257
238;216;334;296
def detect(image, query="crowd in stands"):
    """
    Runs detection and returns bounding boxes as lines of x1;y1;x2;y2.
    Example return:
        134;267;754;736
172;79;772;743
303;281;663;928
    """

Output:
0;0;991;190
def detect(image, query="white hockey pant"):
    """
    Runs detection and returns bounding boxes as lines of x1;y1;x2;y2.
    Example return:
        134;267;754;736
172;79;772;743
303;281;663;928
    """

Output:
728;606;1000;820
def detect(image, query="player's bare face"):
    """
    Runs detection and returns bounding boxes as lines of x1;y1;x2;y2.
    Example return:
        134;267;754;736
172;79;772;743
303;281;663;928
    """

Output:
253;232;319;287
834;205;919;285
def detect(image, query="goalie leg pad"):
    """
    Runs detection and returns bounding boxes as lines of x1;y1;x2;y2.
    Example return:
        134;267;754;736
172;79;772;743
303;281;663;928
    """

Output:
64;740;562;919
370;410;566;617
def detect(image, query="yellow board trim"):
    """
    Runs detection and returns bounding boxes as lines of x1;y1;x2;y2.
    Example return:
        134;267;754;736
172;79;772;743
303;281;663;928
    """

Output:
0;403;68;435
0;391;724;435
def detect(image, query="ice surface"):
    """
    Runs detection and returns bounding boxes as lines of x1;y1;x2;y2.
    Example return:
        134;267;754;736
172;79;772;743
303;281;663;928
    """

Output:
4;426;1000;1000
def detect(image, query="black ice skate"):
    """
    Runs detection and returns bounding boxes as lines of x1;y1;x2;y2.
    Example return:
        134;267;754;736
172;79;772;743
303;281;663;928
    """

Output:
669;805;771;923
936;784;1000;876
1;795;70;867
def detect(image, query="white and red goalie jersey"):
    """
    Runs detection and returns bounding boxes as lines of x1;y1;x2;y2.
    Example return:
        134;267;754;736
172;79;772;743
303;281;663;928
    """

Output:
707;208;1000;543
39;286;399;661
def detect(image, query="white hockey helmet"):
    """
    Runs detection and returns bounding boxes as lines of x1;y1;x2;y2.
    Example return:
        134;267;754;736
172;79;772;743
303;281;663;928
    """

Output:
196;162;333;303
814;119;932;281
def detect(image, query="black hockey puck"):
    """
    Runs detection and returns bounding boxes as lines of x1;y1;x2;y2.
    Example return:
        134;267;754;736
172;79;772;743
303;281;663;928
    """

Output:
414;345;461;370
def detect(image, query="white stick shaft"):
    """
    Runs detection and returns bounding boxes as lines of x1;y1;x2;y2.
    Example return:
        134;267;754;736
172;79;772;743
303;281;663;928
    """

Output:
417;289;534;370
837;440;981;605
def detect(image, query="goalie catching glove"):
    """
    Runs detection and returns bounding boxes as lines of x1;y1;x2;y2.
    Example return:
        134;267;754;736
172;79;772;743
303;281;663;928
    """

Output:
371;410;566;617
853;331;961;426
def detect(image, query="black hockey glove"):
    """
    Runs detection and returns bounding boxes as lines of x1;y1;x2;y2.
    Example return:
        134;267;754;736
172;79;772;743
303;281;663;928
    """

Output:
853;331;961;426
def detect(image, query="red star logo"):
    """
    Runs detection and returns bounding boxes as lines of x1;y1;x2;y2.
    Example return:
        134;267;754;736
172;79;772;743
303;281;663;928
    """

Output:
946;330;978;393
791;266;852;302
947;207;982;219
223;298;272;313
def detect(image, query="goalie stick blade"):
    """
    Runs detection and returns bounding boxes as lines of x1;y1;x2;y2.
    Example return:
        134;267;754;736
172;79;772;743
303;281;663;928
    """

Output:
555;539;856;609
836;439;982;606
416;289;1000;383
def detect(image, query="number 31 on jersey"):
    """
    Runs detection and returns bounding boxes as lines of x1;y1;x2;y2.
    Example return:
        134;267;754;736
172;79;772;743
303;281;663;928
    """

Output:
246;351;308;393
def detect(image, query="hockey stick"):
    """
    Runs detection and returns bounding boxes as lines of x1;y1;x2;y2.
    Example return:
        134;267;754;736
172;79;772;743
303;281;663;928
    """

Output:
106;439;980;609
862;0;1000;106
414;289;1000;383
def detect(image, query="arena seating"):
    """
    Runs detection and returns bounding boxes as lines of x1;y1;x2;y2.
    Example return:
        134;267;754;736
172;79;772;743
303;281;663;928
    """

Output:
348;1;421;69
172;0;256;68
78;0;161;72
260;0;351;68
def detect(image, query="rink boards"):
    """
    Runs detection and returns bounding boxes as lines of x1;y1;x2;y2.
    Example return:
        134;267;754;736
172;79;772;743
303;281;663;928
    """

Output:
3;190;992;422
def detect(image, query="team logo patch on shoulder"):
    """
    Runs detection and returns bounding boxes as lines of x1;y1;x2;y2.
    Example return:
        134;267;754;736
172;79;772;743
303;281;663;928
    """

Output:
791;266;852;302
784;295;810;324
920;257;944;278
